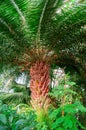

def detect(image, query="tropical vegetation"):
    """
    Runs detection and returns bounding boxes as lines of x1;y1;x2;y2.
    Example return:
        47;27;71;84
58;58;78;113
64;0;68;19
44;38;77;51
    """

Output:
0;0;86;129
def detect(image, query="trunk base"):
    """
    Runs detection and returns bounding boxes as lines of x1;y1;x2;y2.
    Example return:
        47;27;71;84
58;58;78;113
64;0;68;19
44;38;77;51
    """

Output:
30;61;51;113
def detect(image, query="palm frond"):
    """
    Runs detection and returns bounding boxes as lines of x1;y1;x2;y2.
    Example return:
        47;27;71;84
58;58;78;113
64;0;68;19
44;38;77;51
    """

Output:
36;0;64;42
0;92;29;105
0;0;31;50
43;3;86;47
0;0;86;76
0;83;30;105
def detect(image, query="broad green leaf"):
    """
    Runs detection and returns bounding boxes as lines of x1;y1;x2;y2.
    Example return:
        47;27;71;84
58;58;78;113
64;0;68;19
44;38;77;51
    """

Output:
0;114;7;124
0;126;7;130
22;126;33;130
52;117;64;129
15;119;26;126
63;116;73;129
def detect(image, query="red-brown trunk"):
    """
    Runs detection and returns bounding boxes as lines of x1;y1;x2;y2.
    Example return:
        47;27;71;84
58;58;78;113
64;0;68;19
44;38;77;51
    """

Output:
30;61;50;112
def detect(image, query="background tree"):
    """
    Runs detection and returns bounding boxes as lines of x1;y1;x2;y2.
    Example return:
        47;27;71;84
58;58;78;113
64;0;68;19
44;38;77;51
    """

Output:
0;68;30;105
0;0;86;118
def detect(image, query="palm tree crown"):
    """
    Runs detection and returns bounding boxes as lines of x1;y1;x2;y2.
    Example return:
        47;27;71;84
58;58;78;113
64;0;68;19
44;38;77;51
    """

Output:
0;0;86;66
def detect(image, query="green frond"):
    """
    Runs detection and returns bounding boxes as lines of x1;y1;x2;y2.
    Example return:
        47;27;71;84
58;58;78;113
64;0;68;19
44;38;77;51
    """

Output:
0;83;30;105
27;0;64;41
40;0;64;34
0;0;31;47
36;0;64;42
0;0;86;74
0;92;29;105
43;3;86;47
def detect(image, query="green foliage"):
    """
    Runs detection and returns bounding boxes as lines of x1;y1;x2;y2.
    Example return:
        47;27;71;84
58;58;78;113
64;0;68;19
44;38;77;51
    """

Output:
50;75;77;106
49;102;86;130
0;103;19;130
36;122;48;130
0;67;30;105
0;114;7;125
0;75;86;130
49;75;86;130
32;75;86;130
0;83;30;105
15;110;37;130
0;102;37;130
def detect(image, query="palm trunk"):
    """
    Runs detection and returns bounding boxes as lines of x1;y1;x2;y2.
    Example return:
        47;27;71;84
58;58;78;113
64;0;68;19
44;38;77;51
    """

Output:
30;61;50;119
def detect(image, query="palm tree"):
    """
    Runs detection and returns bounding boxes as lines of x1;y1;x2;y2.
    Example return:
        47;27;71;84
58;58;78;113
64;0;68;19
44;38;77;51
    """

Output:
0;0;86;116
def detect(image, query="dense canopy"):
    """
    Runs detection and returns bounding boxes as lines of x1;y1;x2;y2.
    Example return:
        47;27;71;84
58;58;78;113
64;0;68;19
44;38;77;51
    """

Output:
0;0;86;74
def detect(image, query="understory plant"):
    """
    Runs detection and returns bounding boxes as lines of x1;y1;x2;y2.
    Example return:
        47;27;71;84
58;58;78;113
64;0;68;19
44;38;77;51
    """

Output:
0;101;37;130
49;75;86;130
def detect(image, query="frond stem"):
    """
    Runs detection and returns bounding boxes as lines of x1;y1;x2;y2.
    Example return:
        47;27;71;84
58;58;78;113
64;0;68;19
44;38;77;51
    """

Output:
0;18;15;34
36;0;49;45
10;0;26;24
